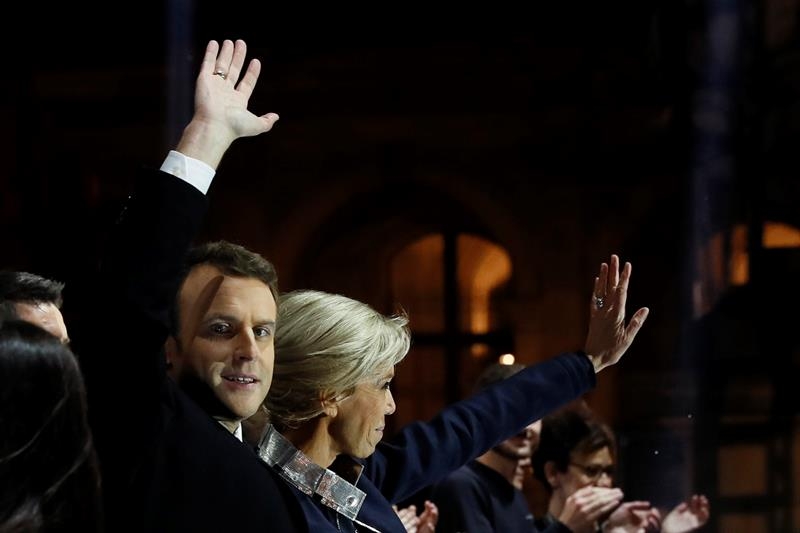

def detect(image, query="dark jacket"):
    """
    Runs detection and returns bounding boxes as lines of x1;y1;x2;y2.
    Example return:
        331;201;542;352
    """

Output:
76;170;305;532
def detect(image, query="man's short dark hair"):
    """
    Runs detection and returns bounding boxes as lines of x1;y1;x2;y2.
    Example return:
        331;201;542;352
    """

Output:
531;407;616;492
472;362;525;394
170;241;278;336
0;271;65;320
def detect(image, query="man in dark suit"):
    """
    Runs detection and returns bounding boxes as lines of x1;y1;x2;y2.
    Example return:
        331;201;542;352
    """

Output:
76;39;304;532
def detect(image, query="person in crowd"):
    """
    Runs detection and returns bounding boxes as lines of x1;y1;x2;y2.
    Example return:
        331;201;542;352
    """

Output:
0;271;69;343
430;362;624;532
73;39;304;531
532;407;710;533
258;254;649;532
0;320;102;531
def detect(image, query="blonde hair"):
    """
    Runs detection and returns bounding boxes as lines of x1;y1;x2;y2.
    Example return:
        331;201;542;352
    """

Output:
266;290;410;431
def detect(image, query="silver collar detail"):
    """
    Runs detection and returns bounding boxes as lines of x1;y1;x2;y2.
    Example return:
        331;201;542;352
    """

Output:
258;425;366;521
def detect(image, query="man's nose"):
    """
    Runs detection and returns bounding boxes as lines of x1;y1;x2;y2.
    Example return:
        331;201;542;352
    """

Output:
235;330;258;360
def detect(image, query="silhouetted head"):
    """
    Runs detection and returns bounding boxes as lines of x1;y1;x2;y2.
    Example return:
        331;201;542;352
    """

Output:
0;271;68;343
0;319;101;531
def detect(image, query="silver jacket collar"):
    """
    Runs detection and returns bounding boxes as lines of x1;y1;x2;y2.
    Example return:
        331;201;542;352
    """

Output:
258;425;366;521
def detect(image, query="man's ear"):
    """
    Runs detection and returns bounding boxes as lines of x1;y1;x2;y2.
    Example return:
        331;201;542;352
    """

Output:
164;337;178;374
544;461;560;488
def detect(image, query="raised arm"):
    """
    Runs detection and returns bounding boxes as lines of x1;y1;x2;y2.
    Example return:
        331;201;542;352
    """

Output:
583;254;650;373
102;39;278;327
81;37;277;469
177;39;279;168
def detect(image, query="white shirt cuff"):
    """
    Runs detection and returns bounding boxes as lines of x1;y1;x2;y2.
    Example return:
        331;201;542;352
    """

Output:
159;150;216;194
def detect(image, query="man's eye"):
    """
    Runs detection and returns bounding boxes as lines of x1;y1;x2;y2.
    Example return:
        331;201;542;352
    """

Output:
211;323;231;335
381;381;392;390
254;326;273;338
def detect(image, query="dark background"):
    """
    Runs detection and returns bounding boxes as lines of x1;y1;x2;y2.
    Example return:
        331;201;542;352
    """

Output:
2;2;799;531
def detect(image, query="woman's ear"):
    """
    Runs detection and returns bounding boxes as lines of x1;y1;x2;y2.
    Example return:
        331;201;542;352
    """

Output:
320;395;339;418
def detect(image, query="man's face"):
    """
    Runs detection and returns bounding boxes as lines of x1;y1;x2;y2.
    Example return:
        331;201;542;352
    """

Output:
495;419;542;460
15;302;69;344
552;445;615;501
168;265;276;422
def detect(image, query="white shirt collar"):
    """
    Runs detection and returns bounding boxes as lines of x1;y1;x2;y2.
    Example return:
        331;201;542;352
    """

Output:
217;420;243;442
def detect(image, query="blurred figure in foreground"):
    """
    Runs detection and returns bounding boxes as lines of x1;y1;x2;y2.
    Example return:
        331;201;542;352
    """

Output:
0;320;102;531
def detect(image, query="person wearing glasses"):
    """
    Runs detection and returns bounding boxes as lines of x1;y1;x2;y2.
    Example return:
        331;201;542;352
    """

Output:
430;362;622;533
532;407;709;533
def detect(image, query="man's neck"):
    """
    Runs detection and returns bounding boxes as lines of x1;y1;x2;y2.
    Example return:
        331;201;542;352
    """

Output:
476;450;520;486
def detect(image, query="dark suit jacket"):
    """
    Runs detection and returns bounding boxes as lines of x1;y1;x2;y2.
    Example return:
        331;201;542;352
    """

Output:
76;169;305;532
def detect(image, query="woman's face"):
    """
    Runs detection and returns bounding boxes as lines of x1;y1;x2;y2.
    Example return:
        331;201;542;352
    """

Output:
329;367;396;458
552;445;615;501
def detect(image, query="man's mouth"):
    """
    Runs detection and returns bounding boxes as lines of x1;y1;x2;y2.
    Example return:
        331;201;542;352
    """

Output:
222;375;258;384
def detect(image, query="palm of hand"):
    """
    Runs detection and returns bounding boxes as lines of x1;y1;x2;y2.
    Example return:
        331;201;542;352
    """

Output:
194;77;265;139
661;508;702;533
417;502;438;533
660;495;710;533
605;503;660;533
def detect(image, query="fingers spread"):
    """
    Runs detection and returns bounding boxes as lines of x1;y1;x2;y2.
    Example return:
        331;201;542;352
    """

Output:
214;39;235;78
608;254;620;292
200;40;220;76
226;39;247;85
627;307;650;337
595;262;609;296
237;58;262;98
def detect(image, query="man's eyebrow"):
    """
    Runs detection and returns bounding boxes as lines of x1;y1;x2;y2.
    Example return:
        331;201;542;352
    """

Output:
201;314;275;327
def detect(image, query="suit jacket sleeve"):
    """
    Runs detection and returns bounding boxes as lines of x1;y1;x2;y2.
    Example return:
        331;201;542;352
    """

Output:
78;168;208;470
364;351;595;504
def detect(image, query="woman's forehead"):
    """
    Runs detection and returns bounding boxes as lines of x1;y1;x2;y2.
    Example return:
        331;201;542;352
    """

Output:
573;446;614;464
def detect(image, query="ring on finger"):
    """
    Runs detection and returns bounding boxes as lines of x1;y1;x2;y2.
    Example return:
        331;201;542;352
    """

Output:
593;295;605;309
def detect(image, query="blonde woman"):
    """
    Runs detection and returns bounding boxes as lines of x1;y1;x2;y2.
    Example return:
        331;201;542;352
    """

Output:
260;255;648;533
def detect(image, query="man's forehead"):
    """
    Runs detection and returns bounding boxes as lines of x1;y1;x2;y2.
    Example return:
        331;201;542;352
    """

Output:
183;265;269;291
182;264;225;289
14;301;68;342
15;301;59;318
179;265;274;315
